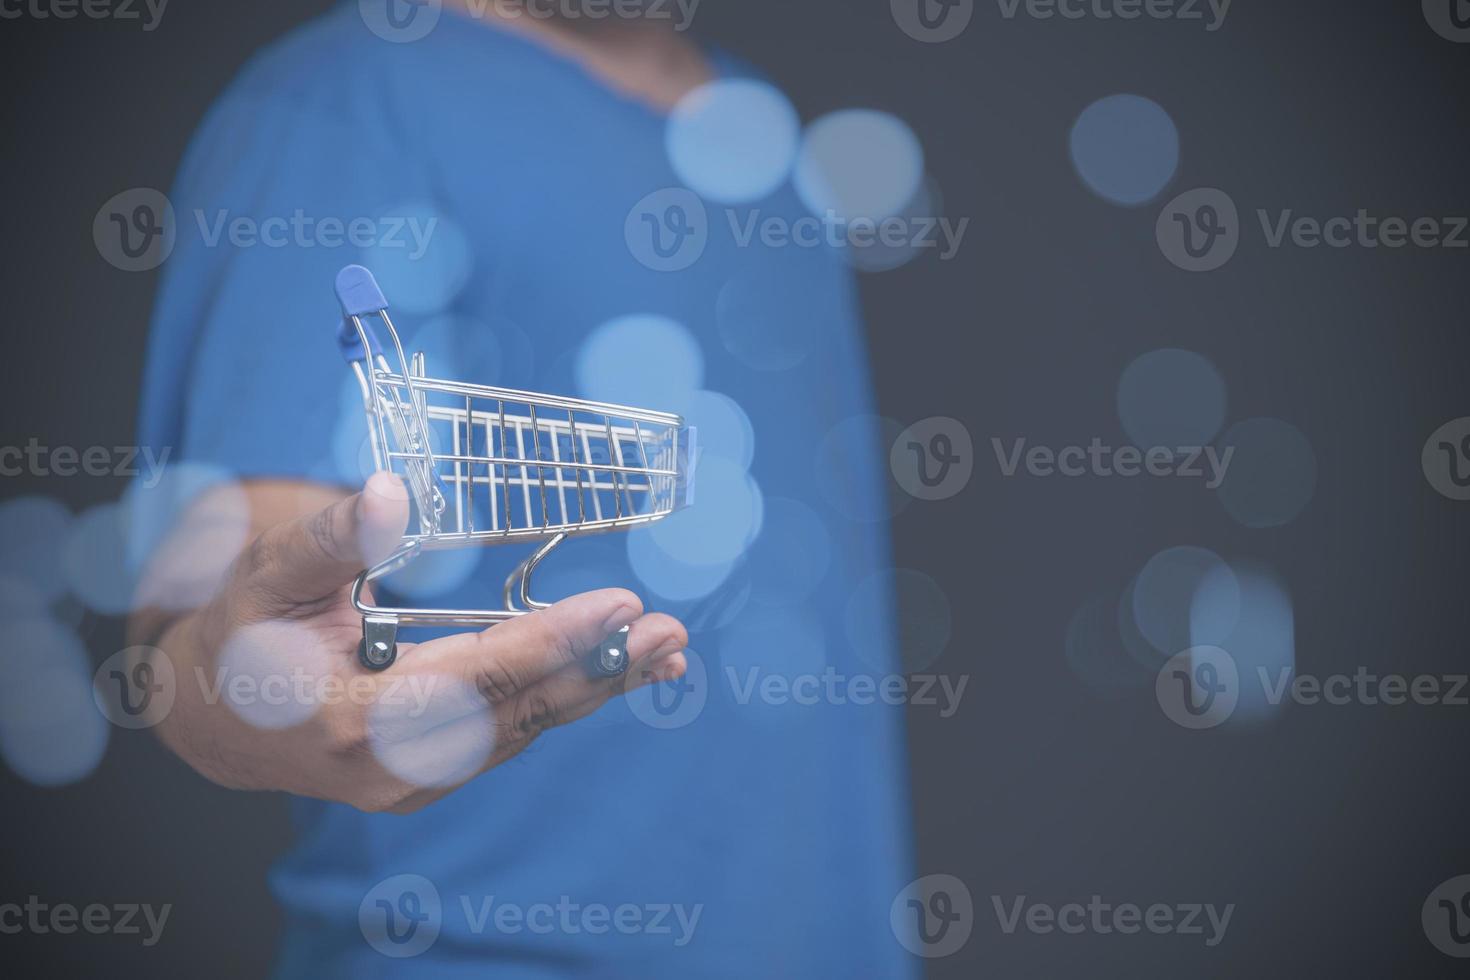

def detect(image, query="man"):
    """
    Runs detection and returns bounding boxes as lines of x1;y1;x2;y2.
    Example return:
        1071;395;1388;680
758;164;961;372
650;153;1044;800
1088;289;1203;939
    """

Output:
134;2;915;975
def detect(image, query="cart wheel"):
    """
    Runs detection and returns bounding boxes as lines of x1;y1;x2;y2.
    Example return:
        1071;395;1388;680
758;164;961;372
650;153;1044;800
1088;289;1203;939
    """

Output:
359;637;397;671
591;625;630;678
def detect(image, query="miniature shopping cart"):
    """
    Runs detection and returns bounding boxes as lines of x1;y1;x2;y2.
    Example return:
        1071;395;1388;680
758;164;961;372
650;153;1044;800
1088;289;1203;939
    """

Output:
333;265;694;674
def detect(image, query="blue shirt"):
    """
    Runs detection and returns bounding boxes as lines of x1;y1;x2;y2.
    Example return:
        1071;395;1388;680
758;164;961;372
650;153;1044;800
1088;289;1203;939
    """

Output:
140;5;914;976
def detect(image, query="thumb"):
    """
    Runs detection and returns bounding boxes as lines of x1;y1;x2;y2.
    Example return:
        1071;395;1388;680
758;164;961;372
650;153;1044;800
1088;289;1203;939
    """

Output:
243;472;410;608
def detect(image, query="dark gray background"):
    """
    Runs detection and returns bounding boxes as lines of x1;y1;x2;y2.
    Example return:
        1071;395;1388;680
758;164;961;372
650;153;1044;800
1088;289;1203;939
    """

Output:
2;1;1467;976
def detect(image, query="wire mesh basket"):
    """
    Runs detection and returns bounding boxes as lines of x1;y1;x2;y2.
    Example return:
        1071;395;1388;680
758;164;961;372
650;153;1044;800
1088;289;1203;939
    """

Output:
333;265;695;673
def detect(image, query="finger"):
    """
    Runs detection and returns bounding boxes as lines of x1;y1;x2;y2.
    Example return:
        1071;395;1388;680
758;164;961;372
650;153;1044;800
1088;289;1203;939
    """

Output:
408;588;647;705
366;611;685;744
622;612;689;673
244;472;408;607
374;648;688;814
495;613;688;742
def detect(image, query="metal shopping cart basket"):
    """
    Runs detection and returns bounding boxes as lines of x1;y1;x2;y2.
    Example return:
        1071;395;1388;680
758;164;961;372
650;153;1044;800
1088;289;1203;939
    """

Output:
333;265;695;675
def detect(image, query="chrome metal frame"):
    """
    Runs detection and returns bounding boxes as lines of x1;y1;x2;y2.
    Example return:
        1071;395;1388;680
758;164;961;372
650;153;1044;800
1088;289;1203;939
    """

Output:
338;289;692;671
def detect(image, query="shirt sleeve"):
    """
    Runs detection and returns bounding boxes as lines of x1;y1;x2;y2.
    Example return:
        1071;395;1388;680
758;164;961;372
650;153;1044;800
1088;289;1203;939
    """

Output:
137;76;433;489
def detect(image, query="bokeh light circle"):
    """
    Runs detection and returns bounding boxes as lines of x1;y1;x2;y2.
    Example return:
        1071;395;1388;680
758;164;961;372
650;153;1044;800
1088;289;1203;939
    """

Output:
0;573;49;617
794;109;925;224
666;79;799;205
670;389;754;472
627;530;737;602
1215;418;1318;528
62;503;136;614
0;496;73;601
0;618;108;787
368;674;496;790
360;203;472;316
575;314;704;409
1131;546;1239;660
124;463;251;613
646;456;762;567
122;461;246;567
841;175;943;273
1070;94;1180;206
0;617;92;726
1190;561;1295;727
215;619;335;731
1117;348;1227;449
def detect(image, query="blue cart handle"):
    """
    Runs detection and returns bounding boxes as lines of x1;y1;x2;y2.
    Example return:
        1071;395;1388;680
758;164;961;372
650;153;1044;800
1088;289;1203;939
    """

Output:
335;316;383;363
335;264;388;317
334;265;387;363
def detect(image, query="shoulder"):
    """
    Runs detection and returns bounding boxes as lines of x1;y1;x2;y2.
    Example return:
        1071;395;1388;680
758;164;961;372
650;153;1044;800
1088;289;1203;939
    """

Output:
175;8;568;184
171;8;489;203
190;10;405;152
